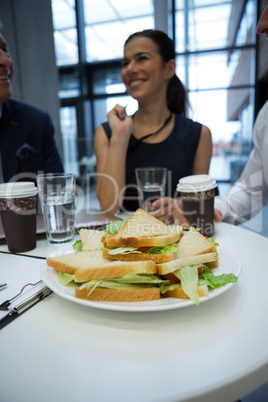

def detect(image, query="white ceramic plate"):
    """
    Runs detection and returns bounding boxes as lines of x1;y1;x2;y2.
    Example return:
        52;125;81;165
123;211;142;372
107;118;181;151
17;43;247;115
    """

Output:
40;246;242;313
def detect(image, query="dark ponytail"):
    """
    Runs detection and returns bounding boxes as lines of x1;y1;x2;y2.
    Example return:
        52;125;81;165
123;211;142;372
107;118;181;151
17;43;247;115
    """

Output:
124;29;188;116
167;75;188;116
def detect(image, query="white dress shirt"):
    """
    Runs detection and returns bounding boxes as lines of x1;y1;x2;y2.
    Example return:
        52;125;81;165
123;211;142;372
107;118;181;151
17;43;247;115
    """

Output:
215;100;268;224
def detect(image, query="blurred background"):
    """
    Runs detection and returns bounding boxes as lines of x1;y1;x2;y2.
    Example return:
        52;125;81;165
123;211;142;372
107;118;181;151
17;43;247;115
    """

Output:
1;0;267;187
1;0;267;217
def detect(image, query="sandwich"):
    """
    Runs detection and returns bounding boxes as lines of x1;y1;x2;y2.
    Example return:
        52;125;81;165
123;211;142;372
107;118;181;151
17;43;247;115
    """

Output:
46;218;238;304
46;250;169;302
102;209;183;263
156;228;237;304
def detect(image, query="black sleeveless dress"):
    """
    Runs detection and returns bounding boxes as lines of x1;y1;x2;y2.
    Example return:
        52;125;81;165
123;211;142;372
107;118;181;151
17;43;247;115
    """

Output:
101;114;202;211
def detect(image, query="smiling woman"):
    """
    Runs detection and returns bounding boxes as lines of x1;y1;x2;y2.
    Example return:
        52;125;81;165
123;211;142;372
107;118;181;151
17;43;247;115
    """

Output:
93;29;212;221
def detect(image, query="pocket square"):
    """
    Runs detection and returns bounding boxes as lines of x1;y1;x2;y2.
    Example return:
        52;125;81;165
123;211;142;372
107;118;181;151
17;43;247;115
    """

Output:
16;143;37;160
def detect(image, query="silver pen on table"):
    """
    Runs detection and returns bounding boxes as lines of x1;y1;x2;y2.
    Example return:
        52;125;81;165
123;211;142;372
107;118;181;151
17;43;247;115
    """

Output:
10;286;52;314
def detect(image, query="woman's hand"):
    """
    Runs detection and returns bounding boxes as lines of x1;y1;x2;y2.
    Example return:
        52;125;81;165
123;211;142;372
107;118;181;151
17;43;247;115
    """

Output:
149;197;189;228
214;209;222;222
107;104;133;147
149;197;222;227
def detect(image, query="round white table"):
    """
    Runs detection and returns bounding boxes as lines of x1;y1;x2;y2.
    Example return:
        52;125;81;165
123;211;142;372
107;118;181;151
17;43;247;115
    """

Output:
0;222;267;402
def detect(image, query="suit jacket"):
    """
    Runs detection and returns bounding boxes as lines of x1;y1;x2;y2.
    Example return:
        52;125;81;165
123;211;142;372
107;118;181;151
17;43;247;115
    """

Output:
0;99;64;182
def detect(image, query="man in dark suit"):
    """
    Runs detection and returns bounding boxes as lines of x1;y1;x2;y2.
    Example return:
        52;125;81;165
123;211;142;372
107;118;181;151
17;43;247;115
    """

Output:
0;31;64;183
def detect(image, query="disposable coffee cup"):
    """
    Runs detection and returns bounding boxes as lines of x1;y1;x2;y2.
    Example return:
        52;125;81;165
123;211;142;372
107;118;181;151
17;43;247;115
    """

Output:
0;182;38;252
176;175;217;237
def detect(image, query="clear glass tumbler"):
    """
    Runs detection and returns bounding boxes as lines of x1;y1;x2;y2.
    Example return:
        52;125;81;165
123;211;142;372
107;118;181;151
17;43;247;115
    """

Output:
37;173;76;243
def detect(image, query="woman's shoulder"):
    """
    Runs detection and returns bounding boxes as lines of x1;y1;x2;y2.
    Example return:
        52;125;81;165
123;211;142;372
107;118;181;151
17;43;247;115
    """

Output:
174;113;202;126
100;121;111;138
94;121;112;140
173;113;202;135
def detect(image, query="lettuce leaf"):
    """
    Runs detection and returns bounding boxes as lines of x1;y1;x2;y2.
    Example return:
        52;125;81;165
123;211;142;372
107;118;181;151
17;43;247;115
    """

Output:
109;273;171;285
79;280;157;291
107;247;143;255
208;237;219;259
200;266;237;289
160;265;201;305
59;272;170;291
58;271;79;288
80;273;170;287
160;282;182;294
105;220;126;235
107;243;178;255
208;237;219;249
177;266;200;305
77;273;172;295
160;265;238;304
72;240;82;253
145;243;178;254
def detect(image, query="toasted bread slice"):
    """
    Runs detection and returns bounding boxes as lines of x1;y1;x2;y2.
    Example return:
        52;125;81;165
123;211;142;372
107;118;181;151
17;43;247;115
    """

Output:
47;251;157;280
79;229;106;251
103;247;174;263
174;227;215;259
163;285;208;299
157;252;217;275
75;287;160;302
46;250;112;275
101;233;112;247
106;209;183;247
206;261;219;269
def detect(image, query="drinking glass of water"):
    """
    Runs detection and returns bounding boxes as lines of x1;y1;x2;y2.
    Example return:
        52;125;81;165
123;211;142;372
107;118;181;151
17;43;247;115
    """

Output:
37;173;76;244
135;167;167;212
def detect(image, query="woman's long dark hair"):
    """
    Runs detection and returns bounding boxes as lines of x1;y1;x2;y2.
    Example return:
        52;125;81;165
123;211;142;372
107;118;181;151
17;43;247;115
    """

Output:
124;29;188;116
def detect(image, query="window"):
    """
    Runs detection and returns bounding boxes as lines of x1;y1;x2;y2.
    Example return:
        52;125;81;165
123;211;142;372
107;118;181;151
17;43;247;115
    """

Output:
83;0;154;61
60;106;79;175
52;0;78;65
173;0;256;182
175;0;232;52
59;70;81;98
52;0;257;184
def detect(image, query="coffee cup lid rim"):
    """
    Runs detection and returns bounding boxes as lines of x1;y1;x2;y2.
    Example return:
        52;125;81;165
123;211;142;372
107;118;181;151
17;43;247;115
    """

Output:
176;174;217;192
0;182;38;198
